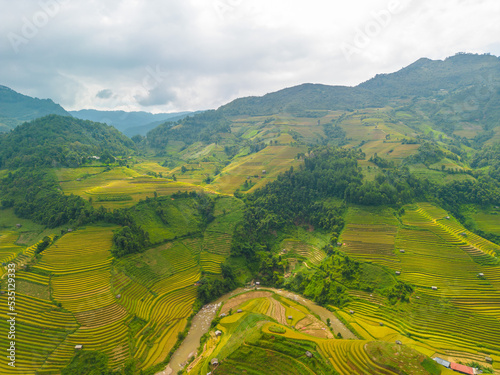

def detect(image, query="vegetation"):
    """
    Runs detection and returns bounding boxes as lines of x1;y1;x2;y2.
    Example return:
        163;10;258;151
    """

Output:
2;53;500;374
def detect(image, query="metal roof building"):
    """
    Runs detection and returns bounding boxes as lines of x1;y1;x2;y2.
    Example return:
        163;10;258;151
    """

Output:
433;357;450;368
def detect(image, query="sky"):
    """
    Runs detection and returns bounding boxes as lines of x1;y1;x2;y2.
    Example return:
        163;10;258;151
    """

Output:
1;0;500;113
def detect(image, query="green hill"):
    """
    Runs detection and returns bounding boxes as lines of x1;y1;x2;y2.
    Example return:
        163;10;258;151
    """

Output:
0;85;70;132
0;114;135;168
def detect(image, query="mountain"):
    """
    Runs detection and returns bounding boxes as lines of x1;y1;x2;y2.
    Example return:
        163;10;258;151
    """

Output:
0;85;70;132
0;114;135;168
146;53;500;152
359;53;500;98
219;83;383;116
70;109;199;137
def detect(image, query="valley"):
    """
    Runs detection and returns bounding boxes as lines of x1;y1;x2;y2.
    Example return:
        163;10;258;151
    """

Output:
0;53;500;374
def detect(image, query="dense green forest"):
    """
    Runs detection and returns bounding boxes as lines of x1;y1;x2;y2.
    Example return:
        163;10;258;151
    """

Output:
0;115;135;168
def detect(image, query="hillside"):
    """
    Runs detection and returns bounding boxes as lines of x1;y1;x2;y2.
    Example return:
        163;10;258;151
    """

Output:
0;53;500;375
0;85;70;132
218;83;384;116
0;114;135;168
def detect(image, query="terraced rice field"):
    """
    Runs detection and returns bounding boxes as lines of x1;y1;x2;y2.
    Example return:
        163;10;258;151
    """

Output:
1;225;206;374
58;166;203;209
339;203;500;366
281;239;325;265
0;231;24;277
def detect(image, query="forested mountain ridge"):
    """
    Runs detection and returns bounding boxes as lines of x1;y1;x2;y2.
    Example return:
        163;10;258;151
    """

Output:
145;53;500;154
0;85;70;132
0;114;135;168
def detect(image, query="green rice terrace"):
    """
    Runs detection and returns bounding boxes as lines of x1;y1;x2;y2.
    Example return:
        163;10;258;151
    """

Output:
1;53;500;374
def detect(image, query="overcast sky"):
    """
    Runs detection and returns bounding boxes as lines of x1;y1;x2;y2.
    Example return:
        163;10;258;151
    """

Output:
1;0;499;113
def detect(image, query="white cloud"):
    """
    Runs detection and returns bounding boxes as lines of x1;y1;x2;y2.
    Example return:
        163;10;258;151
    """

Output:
0;0;499;113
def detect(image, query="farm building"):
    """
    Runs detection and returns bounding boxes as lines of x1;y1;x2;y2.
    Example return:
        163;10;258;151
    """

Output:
399;249;405;253
237;309;243;313
67;228;73;232
211;358;219;366
116;294;121;299
445;216;450;219
379;322;384;326
431;286;438;290
220;313;226;318
16;224;22;228
74;344;83;350
255;281;260;285
485;356;493;363
433;357;450;368
395;271;401;275
478;273;484;277
349;310;354;314
395;340;402;345
460;232;467;237
262;170;266;174
288;316;293;320
450;362;476;374
215;330;222;337
305;351;313;358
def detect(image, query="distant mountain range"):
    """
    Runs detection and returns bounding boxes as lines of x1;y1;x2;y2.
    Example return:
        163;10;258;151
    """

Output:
69;109;201;137
1;53;499;144
0;86;200;137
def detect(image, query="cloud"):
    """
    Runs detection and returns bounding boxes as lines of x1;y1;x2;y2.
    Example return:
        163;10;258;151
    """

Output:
0;0;499;113
135;85;177;107
96;89;113;99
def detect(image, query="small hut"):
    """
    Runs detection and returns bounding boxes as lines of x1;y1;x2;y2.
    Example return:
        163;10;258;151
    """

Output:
262;170;266;174
255;281;260;285
211;358;219;366
305;351;313;358
399;249;405;253
395;340;402;345
485;356;493;363
16;224;22;228
74;344;83;350
395;271;401;276
237;309;243;313
431;286;438;290
288;316;293;320
215;330;222;337
478;273;485;278
116;294;121;299
445;216;450;220
67;228;73;232
220;313;226;318
379;322;384;326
